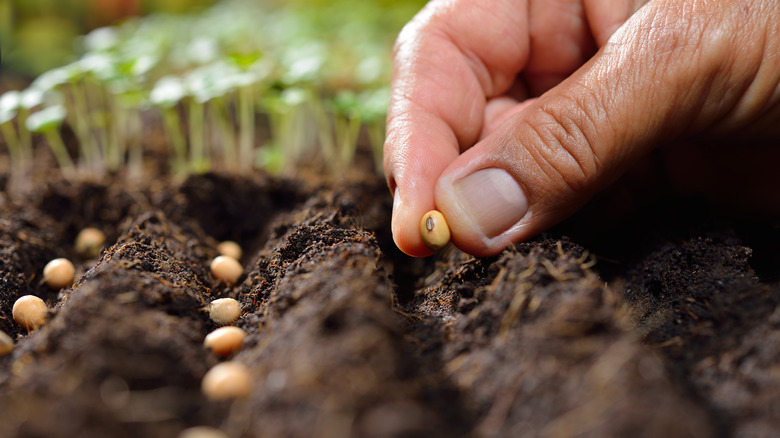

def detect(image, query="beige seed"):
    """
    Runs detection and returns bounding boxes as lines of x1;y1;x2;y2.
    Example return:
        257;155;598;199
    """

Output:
210;255;243;285
43;257;75;290
216;240;242;261
13;295;48;332
204;326;246;357
209;298;242;325
420;210;451;252
75;227;106;259
0;331;14;356
201;361;252;399
177;426;229;438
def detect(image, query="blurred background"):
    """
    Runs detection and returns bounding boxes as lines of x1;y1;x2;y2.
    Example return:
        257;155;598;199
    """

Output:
0;0;425;80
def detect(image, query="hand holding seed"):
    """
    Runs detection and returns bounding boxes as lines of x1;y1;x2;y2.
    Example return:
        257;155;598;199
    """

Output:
385;0;780;257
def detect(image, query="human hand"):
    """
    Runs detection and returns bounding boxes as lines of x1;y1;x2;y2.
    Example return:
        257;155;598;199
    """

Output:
384;0;780;257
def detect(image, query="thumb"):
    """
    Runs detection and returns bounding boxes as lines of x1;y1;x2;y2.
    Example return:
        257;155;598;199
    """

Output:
435;0;780;256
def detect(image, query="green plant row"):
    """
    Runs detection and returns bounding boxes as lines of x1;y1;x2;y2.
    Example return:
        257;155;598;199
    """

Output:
0;0;421;186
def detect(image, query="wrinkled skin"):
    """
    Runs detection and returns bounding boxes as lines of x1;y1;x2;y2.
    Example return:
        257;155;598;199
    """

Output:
384;0;780;257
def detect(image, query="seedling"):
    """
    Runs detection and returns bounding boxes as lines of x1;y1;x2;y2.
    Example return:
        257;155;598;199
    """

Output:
178;426;230;438
201;361;253;400
420;210;451;252
0;331;13;356
75;227;106;259
210;256;243;286
0;91;25;184
209;298;242;325
43;257;76;290
204;326;246;357
25;105;77;179
13;295;48;332
216;241;242;261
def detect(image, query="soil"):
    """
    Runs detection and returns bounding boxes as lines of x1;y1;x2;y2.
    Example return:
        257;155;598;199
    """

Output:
0;150;779;438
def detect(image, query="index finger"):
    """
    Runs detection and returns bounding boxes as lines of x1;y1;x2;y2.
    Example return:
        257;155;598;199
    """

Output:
384;0;530;256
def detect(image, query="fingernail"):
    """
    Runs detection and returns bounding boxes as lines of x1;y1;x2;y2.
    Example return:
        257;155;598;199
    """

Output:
391;187;404;241
452;168;528;238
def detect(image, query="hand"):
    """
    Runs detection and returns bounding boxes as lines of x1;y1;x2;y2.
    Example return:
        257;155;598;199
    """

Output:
384;0;780;257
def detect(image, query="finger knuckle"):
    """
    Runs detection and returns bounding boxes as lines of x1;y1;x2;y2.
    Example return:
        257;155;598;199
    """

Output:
522;98;604;195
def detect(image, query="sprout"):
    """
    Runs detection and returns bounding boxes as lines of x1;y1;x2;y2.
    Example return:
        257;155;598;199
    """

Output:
0;91;21;123
29;64;82;93
0;331;13;356
25;105;76;177
25;105;67;133
150;76;188;173
204;326;246;357
201;361;253;400
209;298;242;325
150;76;187;107
216;241;242;261
43;257;76;290
83;26;119;52
420;210;451;252
13;295;48;332
187;37;220;65
75;227;107;259
19;88;45;110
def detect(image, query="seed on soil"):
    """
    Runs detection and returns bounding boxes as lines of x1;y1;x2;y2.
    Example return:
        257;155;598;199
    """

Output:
43;257;75;290
420;210;451;252
0;331;13;356
13;295;48;332
204;326;246;357
216;240;242;260
209;298;242;325
201;361;253;400
75;227;106;259
210;255;243;285
177;426;229;438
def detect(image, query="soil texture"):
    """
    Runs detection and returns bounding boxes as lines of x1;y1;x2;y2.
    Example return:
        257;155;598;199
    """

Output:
0;165;778;438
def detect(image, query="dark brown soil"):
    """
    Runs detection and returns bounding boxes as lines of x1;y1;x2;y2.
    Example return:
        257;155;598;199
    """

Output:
0;162;779;438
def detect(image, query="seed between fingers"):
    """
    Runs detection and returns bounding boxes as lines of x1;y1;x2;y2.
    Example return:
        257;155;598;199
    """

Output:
420;210;451;252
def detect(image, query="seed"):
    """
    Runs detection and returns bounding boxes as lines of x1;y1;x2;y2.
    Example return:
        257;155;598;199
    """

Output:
216;240;242;261
43;257;75;290
204;326;246;357
75;227;106;259
13;295;48;332
201;361;253;399
177;426;229;438
419;210;451;252
0;331;13;356
209;298;242;325
210;255;243;285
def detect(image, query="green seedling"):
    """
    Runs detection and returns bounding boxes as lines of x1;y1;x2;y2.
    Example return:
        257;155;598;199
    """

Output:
25;104;76;178
150;76;188;173
0;91;24;184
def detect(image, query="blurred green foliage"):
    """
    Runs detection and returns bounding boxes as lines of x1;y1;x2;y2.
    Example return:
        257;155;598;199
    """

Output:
1;0;218;77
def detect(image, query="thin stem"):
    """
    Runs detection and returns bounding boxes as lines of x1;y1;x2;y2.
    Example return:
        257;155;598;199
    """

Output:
44;128;76;179
161;107;187;174
210;98;237;170
1;121;21;167
126;109;144;180
238;85;255;173
69;82;98;172
367;121;385;174
188;99;207;173
16;108;34;172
